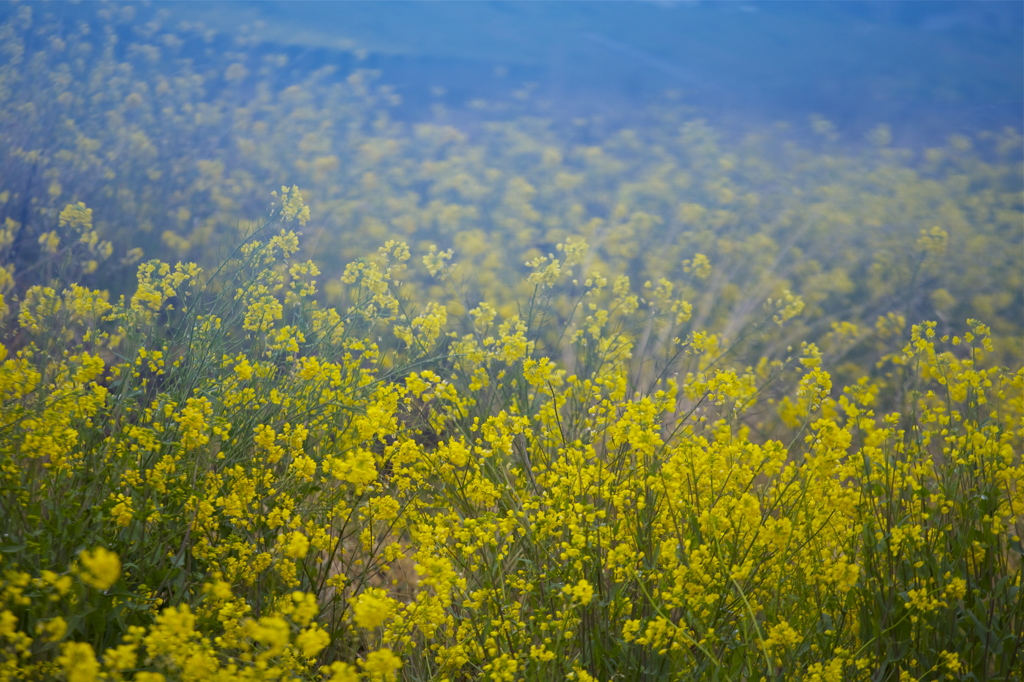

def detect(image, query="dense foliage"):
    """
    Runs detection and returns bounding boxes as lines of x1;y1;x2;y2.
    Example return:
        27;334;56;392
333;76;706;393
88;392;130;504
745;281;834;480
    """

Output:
0;4;1021;681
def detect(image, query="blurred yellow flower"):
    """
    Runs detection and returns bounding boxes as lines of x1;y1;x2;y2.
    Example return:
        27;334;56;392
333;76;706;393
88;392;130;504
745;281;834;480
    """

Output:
77;547;120;591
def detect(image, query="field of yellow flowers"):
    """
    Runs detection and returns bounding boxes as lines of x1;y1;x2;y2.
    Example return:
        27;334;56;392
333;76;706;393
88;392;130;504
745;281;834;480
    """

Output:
1;5;1021;681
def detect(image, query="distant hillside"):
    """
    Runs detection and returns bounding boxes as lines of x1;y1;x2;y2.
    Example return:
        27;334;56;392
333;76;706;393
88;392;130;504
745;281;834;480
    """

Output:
146;1;1024;145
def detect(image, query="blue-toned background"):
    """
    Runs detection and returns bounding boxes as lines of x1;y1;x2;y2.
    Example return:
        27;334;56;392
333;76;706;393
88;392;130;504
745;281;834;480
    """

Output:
132;0;1024;145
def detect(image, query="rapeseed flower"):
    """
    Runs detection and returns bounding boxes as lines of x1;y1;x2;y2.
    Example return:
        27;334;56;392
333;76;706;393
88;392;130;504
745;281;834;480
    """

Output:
76;547;120;591
0;7;1021;673
361;649;402;681
58;642;99;682
280;532;310;560
562;578;595;605
353;588;397;629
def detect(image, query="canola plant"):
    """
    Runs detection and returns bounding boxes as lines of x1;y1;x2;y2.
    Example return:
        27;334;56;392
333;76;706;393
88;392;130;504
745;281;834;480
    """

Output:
0;4;1021;681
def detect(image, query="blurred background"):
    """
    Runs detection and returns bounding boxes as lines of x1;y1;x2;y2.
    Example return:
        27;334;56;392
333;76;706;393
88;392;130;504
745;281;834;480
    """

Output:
142;0;1024;146
1;0;1020;361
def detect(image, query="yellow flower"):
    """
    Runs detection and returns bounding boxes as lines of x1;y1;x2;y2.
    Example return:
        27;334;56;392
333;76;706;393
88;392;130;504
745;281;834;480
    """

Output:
360;648;402;682
278;186;310;225
38;230;60;254
353;588;397;629
77;547;121;591
683;252;712;279
36;616;67;642
58;641;100;682
324;662;359;682
422;245;454;276
233;356;254;381
246;614;291;658
482;653;518;682
295;624;330;659
280;531;310;559
109;493;134;527
326;449;377;488
134;674;166;682
562;578;595;605
41;570;73;596
765;619;802;651
287;592;320;627
59;202;93;231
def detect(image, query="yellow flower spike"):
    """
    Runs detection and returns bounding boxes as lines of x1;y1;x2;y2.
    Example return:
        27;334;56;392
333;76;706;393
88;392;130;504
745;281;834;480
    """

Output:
682;252;712;280
108;493;134;527
562;578;595;606
134;673;165;682
279;531;310;559
767;289;805;326
58;641;100;682
40;570;73;596
423;244;455;276
288;592;320;627
325;448;377;488
324;662;360;682
58;202;93;231
233;355;254;381
101;641;139;674
353;587;397;630
526;254;562;288
38;230;61;254
245;613;291;659
278;186;310;225
77;547;120;591
36;616;67;643
360;648;402;682
558;237;589;268
295;624;330;659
